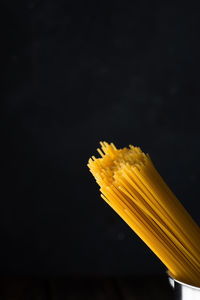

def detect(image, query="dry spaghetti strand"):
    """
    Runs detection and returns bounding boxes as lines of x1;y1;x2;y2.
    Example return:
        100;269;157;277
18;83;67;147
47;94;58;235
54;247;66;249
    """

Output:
88;142;200;287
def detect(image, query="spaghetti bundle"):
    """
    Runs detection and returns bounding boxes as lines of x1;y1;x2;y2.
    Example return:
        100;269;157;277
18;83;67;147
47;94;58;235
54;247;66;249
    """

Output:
88;142;200;287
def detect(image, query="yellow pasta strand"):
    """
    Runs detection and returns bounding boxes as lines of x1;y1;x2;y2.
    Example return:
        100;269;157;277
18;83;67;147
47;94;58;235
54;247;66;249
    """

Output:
88;142;200;287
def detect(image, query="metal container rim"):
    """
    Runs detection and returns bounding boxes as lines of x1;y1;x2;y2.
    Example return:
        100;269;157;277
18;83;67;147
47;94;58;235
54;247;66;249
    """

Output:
167;270;200;291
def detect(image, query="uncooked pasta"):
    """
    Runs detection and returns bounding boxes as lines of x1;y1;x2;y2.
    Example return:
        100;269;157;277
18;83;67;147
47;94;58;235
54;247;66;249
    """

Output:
88;142;200;287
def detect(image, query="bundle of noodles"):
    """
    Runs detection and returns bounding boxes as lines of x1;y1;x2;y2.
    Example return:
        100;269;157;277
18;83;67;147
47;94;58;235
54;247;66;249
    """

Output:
88;142;200;287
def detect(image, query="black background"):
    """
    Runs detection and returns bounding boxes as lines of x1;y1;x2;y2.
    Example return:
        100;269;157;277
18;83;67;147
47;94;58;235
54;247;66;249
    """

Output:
1;0;200;277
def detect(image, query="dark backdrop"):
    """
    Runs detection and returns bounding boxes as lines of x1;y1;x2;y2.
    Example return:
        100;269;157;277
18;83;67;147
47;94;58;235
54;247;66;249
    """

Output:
1;0;200;276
